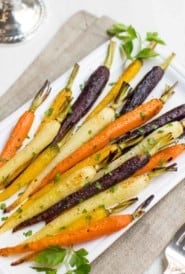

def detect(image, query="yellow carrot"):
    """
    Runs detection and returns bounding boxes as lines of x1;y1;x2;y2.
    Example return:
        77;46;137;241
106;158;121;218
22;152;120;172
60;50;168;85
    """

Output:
37;64;79;132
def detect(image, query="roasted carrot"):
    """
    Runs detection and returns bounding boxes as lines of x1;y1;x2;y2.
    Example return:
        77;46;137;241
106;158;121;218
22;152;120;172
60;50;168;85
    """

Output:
36;64;79;132
0;81;51;167
10;155;148;230
10;84;130;202
135;144;184;175
4;106;115;212
37;98;163;189
120;53;175;114
85;42;159;121
0;215;132;256
0;145;59;202
95;121;183;181
18;167;172;241
0;120;61;188
0;144;117;204
11;198;138;266
85;59;142;121
52;41;116;144
0;196;153;257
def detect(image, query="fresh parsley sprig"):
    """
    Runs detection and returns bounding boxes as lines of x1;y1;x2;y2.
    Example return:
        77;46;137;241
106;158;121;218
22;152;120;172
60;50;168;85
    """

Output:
32;246;91;274
146;32;165;45
107;23;165;60
32;266;57;274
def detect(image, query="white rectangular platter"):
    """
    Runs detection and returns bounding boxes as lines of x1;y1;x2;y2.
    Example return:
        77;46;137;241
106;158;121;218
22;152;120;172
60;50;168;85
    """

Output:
0;38;185;274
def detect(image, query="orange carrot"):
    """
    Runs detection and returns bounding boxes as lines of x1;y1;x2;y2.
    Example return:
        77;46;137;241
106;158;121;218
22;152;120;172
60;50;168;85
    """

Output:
0;196;153;257
0;215;133;256
38;98;163;189
0;81;51;166
135;144;185;176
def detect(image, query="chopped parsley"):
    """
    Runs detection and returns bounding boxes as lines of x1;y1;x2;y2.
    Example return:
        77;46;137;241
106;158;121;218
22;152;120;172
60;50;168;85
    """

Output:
54;173;62;182
44;108;53;117
140;111;146;120
16;207;23;214
95;182;102;190
23;230;32;237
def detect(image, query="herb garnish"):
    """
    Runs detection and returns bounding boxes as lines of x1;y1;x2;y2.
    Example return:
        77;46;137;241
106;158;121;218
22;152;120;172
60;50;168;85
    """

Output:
54;173;62;182
45;108;53;117
94;153;101;161
32;246;91;274
147;138;157;146
140;111;146;120
95;182;102;190
109;82;116;86
79;81;87;91
16;207;23;214
0;203;6;210
23;230;32;237
67;105;73;114
1;216;8;221
107;23;165;60
146;32;165;45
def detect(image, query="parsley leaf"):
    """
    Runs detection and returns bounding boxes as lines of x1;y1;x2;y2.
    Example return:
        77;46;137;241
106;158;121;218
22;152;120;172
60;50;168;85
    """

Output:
44;108;53;117
146;32;165;45
23;230;32;237
54;173;62;182
0;203;6;210
107;23;165;61
109;82;116;86
107;23;128;35
69;248;90;274
122;41;133;60
1;216;8;221
33;246;90;274
75;264;91;274
140;111;146;120
95;182;102;190
32;266;57;274
79;81;87;91
136;48;159;59
127;25;137;39
35;246;66;267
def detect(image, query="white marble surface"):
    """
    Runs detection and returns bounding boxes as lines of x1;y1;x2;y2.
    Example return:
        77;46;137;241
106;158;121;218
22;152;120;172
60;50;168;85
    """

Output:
1;0;185;273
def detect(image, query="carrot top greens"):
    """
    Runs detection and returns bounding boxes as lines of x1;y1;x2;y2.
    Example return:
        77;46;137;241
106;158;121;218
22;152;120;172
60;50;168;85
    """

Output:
107;23;165;60
32;246;90;274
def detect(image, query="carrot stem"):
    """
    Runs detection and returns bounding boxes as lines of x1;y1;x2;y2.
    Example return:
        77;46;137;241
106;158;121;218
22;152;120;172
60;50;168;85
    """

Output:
65;63;80;90
104;40;116;68
160;81;177;104
160;53;175;70
30;80;51;112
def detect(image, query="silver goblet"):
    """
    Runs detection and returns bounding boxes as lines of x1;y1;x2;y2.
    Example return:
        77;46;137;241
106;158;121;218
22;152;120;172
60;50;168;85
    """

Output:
0;0;46;43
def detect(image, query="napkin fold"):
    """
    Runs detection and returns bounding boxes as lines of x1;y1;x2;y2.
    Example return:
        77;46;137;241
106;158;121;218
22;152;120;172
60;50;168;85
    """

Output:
0;11;112;119
0;10;185;274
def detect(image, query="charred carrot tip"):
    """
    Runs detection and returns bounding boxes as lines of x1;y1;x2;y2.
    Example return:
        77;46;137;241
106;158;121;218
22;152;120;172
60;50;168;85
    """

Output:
132;195;154;219
30;80;51;112
160;81;177;104
160;53;175;70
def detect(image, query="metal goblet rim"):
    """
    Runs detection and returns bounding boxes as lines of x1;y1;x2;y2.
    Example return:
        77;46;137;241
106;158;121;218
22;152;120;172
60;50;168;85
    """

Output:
0;0;46;44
